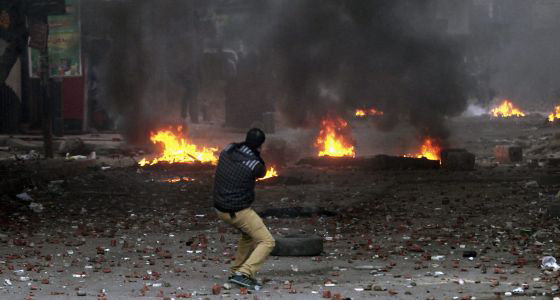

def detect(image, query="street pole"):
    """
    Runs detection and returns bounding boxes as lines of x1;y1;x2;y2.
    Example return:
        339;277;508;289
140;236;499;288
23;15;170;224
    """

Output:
39;15;53;158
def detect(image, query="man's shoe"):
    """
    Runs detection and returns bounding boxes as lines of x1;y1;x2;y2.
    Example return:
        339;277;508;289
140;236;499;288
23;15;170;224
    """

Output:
229;273;261;290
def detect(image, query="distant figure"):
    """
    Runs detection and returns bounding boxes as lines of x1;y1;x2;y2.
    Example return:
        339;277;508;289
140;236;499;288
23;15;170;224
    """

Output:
213;128;275;290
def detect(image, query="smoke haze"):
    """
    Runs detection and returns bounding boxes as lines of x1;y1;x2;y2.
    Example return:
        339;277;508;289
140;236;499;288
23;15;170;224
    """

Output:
84;0;560;146
255;1;468;144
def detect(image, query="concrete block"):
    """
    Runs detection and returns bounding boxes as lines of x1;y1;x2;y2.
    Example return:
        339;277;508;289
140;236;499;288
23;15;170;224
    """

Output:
441;149;475;171
494;145;523;163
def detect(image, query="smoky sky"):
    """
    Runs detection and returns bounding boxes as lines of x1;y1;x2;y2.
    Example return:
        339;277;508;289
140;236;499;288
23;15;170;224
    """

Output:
482;0;560;109
260;0;468;143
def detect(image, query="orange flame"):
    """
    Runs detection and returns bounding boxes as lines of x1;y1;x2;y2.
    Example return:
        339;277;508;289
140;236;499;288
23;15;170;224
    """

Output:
405;138;441;161
355;108;384;117
161;177;194;183
355;109;366;117
490;100;526;118
417;138;441;161
316;118;356;158
257;166;279;181
549;106;560;122
138;126;218;166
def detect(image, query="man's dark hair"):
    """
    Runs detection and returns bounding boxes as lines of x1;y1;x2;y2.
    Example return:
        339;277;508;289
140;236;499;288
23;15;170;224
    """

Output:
245;128;266;150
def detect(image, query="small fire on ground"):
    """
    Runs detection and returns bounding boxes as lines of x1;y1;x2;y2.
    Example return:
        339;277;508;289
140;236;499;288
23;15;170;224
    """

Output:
490;100;526;118
355;108;384;117
316;117;356;158
160;177;194;183
257;166;279;181
405;138;441;161
549;106;560;122
139;126;218;166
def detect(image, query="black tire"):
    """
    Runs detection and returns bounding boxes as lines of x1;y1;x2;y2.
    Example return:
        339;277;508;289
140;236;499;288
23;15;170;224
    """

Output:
271;235;323;257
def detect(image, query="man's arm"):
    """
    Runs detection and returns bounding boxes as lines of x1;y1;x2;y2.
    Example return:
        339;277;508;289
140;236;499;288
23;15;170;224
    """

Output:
253;162;267;179
253;150;267;178
242;158;267;179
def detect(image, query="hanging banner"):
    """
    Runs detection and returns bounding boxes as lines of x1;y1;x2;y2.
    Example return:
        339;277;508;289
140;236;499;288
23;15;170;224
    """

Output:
29;0;81;78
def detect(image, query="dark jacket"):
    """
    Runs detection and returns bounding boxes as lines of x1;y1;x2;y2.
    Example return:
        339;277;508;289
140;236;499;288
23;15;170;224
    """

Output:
213;143;266;213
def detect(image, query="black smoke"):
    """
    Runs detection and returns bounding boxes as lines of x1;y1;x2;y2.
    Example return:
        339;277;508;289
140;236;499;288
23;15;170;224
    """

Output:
88;0;198;144
262;0;467;144
101;1;151;144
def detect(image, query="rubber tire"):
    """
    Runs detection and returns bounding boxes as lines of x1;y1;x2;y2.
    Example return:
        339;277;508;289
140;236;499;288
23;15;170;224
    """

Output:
271;235;323;257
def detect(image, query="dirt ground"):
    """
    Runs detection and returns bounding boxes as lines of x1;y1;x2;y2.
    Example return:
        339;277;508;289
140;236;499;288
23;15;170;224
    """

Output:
1;116;560;299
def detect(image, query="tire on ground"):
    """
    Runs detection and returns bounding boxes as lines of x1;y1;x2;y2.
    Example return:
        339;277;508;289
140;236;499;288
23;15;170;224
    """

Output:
271;235;323;256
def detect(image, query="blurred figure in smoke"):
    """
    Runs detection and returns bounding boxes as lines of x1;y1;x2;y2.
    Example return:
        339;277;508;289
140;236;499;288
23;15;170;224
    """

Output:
213;128;274;290
181;69;200;124
166;43;200;124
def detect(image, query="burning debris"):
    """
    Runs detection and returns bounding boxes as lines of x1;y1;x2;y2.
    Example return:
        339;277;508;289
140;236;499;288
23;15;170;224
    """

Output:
316;118;356;158
548;106;560;122
138;126;218;166
354;108;384;117
417;138;441;161
490;100;526;118
257;166;279;181
160;177;194;183
355;110;366;117
405;138;442;161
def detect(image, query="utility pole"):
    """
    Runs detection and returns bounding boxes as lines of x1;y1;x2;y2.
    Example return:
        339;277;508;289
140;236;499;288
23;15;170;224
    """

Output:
29;14;53;158
27;0;66;158
39;15;53;158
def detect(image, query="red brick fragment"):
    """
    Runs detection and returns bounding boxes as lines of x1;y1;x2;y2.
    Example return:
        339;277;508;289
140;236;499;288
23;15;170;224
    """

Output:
212;283;221;295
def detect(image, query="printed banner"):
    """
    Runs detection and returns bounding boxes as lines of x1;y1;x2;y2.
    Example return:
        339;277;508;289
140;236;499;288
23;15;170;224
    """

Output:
29;0;81;78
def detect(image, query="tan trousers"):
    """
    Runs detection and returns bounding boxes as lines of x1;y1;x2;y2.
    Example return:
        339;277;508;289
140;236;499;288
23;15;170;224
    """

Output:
216;208;275;279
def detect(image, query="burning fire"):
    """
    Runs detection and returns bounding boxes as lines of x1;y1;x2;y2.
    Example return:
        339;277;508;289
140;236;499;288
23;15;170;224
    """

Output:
405;138;441;161
161;177;194;183
138;126;218;166
490;100;526;118
257;166;279;181
548;106;560;122
316;117;356;158
417;138;441;161
355;109;366;117
355;108;384;117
